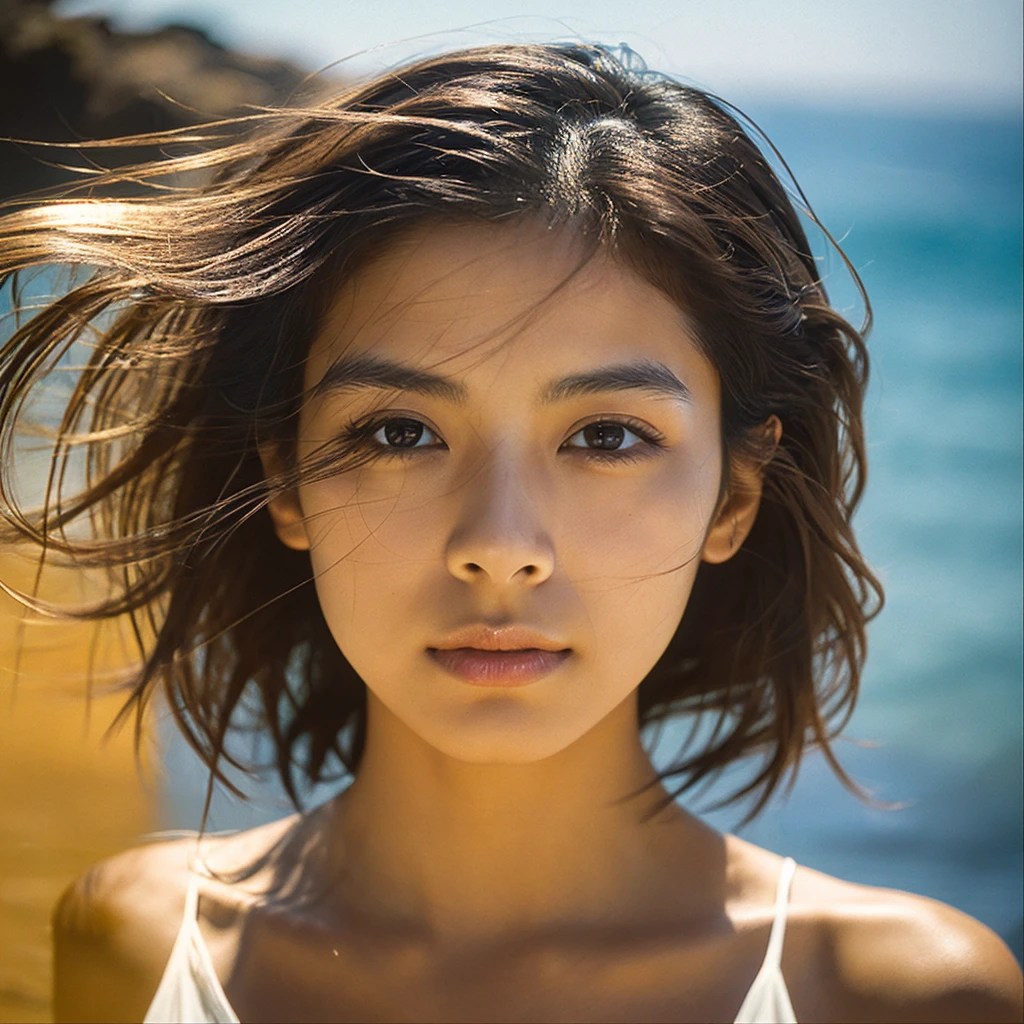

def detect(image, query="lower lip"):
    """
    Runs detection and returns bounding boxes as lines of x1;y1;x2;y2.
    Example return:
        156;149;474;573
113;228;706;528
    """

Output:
427;648;571;686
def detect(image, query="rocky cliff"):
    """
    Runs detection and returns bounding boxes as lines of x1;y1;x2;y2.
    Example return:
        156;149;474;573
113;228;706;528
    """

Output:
1;0;314;201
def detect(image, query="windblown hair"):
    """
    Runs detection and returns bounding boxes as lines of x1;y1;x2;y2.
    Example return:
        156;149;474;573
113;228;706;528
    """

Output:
0;43;882;821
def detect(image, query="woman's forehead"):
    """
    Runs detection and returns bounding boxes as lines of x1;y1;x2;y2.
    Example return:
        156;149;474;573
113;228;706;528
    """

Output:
304;220;716;396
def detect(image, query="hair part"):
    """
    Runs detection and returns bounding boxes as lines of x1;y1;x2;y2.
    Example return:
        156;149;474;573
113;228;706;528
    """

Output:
0;42;883;825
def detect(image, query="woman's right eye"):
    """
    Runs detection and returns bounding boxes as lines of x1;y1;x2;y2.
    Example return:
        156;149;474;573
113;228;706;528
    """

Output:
371;417;442;450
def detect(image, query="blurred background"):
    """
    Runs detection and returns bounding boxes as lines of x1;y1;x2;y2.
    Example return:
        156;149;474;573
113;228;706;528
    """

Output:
1;0;1021;1019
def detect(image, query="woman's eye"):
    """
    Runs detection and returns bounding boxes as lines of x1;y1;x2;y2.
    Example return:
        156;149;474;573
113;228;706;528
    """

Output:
564;421;646;452
372;417;440;449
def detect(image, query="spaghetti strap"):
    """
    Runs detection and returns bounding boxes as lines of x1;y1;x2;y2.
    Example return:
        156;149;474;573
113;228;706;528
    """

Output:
732;856;799;1023
763;856;797;970
142;868;240;1024
182;873;201;927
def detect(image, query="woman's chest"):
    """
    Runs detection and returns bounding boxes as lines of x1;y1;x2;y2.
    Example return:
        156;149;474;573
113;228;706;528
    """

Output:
214;916;800;1024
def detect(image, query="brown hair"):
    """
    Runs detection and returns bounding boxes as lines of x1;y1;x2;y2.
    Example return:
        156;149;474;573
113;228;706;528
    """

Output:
0;43;882;822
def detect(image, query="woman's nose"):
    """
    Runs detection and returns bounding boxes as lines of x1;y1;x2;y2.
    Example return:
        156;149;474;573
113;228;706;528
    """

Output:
444;456;555;587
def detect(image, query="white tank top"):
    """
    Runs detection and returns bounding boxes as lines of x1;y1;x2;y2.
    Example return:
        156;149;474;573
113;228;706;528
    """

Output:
143;857;799;1024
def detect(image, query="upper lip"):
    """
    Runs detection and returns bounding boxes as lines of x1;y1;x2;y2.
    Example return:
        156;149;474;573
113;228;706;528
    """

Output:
430;624;569;652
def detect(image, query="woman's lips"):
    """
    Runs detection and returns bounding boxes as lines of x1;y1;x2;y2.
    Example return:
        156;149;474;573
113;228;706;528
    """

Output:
427;647;571;686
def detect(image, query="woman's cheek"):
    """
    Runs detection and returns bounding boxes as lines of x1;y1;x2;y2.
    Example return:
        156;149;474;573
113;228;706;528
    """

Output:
566;455;713;567
566;464;712;639
300;467;425;553
301;475;443;637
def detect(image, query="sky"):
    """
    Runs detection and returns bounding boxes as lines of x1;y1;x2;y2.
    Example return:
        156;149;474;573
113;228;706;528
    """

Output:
57;0;1023;116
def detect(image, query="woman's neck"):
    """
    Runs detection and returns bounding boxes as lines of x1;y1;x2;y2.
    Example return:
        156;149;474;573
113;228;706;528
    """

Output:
320;691;727;948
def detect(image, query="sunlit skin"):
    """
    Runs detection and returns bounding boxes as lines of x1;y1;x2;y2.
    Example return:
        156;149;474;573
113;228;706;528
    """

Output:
50;219;1024;1024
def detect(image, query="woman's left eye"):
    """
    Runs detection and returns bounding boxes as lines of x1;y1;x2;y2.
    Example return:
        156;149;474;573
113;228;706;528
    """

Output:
371;417;442;449
562;421;654;454
561;419;663;460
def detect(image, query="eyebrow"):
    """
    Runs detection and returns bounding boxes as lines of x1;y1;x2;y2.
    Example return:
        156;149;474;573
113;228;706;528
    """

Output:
311;353;468;403
311;354;692;405
541;359;693;405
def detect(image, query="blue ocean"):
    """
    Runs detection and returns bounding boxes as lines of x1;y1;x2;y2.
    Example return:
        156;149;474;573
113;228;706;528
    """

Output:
159;106;1024;960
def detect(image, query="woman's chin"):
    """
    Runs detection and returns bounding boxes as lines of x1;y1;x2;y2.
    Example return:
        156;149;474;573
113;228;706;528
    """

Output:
411;702;595;766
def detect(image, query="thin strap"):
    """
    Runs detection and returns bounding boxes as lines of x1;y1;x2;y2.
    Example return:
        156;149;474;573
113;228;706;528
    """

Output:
163;872;201;958
183;871;241;1021
182;872;201;927
145;869;241;1023
762;857;797;970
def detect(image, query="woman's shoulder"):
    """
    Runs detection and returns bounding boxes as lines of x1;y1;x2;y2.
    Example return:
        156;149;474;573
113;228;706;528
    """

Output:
55;813;303;925
52;816;299;1023
52;834;199;1022
785;857;1024;1023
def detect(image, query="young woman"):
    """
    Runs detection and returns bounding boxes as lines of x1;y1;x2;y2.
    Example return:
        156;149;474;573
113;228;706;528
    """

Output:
1;43;1020;1024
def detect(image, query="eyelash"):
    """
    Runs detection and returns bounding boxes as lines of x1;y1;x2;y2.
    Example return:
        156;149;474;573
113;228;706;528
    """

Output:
340;414;666;464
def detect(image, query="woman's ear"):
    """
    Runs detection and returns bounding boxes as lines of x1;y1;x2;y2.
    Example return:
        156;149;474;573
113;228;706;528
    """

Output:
701;416;781;565
258;444;311;552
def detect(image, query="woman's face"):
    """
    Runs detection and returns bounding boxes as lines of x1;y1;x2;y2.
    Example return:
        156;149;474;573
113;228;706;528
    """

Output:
269;219;751;764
